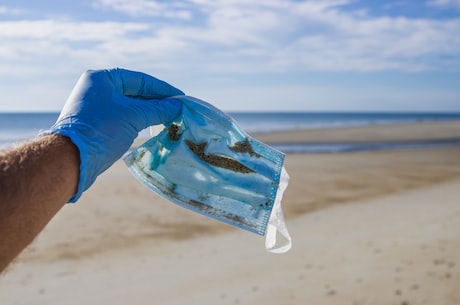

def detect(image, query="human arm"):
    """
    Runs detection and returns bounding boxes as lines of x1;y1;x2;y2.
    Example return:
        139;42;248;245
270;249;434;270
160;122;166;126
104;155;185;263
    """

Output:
0;68;184;272
0;135;79;272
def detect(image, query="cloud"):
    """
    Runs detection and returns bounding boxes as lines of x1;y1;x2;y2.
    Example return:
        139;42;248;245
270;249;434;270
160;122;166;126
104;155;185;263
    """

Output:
428;0;460;9
93;0;193;19
0;20;149;41
0;5;23;16
286;13;460;72
0;20;154;78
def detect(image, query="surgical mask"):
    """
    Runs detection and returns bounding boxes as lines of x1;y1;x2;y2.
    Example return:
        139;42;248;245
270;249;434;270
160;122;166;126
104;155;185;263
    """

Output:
124;96;291;253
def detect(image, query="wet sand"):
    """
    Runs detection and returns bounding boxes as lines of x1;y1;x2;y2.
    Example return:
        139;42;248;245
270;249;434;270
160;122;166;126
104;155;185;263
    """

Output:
1;121;460;305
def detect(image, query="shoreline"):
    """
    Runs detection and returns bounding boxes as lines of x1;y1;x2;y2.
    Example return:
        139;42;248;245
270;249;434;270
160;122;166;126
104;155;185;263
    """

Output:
252;120;460;144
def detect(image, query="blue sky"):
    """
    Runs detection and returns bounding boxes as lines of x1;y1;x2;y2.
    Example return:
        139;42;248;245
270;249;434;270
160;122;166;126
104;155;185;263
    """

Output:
0;0;459;112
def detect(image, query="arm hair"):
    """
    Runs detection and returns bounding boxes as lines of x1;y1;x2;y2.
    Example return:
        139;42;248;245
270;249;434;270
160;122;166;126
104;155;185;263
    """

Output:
0;134;79;272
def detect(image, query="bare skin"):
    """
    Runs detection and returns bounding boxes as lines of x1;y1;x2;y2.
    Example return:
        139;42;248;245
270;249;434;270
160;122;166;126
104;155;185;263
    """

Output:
0;134;79;272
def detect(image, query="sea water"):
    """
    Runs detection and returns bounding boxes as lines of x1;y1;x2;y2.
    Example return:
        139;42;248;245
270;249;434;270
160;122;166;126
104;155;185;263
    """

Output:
1;111;460;152
0;112;58;148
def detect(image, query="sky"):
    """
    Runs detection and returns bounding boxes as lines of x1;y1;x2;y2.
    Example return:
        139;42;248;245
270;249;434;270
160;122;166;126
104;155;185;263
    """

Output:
0;0;459;112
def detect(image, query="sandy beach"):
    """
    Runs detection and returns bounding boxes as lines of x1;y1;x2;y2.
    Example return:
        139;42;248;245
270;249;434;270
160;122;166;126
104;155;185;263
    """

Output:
1;121;460;305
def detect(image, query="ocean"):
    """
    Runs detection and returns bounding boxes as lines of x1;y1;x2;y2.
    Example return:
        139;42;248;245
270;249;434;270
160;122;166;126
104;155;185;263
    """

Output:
1;112;460;153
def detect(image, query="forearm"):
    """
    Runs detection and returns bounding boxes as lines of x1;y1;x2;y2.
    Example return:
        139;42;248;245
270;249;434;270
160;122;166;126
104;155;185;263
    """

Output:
0;134;79;272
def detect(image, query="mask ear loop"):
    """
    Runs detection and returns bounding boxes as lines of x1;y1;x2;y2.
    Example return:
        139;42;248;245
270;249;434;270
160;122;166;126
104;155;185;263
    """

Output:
265;166;292;253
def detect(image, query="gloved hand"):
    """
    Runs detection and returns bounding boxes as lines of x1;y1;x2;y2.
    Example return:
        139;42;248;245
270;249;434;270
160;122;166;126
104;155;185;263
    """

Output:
46;68;184;202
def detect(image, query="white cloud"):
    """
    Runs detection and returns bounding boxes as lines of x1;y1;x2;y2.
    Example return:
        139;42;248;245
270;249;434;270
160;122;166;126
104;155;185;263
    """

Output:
428;0;460;9
286;15;460;72
93;0;192;19
0;5;23;16
0;20;152;73
0;20;149;41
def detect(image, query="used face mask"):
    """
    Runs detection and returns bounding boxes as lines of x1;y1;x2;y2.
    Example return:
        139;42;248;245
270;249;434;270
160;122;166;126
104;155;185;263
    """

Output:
124;96;291;253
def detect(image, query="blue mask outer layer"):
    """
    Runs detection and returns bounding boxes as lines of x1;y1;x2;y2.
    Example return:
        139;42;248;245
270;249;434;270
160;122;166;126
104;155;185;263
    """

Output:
124;96;286;236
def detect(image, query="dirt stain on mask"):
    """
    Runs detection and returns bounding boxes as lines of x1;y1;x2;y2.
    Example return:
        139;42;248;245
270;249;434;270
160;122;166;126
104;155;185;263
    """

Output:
230;138;261;158
168;124;181;141
185;140;255;174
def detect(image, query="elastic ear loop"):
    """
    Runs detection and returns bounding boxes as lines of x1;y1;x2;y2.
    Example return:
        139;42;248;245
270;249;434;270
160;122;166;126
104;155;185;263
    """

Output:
265;167;292;253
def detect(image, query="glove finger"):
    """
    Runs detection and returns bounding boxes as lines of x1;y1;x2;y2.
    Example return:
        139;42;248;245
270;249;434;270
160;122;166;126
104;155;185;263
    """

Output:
123;97;182;131
111;68;184;98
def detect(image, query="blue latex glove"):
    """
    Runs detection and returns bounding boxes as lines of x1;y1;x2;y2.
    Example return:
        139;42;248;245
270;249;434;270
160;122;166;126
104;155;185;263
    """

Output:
46;68;184;202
